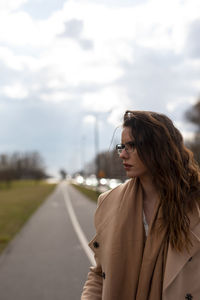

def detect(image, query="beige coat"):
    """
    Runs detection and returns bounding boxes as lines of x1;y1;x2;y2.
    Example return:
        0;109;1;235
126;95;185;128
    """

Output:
81;179;200;300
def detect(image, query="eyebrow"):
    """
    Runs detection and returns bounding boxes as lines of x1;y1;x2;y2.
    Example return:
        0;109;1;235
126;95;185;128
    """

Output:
121;141;135;144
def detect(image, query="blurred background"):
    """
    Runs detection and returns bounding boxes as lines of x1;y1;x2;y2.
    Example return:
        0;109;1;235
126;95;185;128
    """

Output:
0;1;200;299
0;0;200;184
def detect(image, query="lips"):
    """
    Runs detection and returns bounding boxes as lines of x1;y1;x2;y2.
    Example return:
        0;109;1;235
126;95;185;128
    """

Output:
123;163;132;169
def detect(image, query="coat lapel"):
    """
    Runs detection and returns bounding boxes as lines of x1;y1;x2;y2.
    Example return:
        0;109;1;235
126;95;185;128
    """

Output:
94;179;136;233
163;205;200;291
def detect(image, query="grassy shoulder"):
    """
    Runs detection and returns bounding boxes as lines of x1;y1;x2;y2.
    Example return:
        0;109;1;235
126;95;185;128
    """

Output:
71;184;101;202
0;180;56;253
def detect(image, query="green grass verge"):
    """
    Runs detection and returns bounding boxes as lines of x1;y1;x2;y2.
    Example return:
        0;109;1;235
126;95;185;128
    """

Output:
71;184;100;202
0;180;56;253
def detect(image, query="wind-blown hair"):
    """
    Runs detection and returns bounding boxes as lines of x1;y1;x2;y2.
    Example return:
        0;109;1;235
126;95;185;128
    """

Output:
123;110;200;252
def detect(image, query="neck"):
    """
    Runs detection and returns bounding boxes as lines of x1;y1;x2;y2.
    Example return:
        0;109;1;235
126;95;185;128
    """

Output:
139;175;158;203
139;175;159;225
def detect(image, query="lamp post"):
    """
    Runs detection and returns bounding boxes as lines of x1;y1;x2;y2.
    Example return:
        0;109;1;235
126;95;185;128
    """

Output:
94;116;100;179
85;109;113;179
81;136;86;177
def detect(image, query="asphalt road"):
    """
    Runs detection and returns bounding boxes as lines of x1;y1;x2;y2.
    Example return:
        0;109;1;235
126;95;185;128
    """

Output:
0;182;97;300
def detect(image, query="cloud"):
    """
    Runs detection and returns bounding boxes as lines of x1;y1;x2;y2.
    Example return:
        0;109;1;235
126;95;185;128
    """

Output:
166;96;196;113
63;0;198;55
115;44;200;119
0;9;64;47
84;0;147;6
3;0;197;93
60;19;83;38
186;19;200;58
82;86;132;128
83;86;131;113
0;46;40;72
174;120;196;141
37;37;124;86
21;0;65;20
40;91;75;102
59;19;94;50
0;0;27;12
83;115;96;124
0;47;24;71
0;12;37;46
2;83;29;99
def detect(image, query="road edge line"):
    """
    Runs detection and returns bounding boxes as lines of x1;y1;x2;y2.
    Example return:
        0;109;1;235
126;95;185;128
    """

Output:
62;183;95;266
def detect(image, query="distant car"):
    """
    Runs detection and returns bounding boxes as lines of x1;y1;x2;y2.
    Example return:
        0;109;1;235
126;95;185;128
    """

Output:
85;174;98;187
74;174;84;184
108;179;122;189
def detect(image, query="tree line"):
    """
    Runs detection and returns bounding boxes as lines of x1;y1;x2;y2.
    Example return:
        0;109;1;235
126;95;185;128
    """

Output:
185;99;200;165
0;151;46;184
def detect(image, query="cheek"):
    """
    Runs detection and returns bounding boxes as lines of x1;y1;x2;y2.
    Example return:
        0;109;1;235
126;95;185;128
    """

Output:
135;155;147;171
131;152;142;165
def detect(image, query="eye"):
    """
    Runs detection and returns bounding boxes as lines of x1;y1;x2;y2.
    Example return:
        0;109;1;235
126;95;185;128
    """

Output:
126;142;136;150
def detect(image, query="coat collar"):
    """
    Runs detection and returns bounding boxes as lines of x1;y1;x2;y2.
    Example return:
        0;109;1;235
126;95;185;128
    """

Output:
163;203;200;291
94;179;136;234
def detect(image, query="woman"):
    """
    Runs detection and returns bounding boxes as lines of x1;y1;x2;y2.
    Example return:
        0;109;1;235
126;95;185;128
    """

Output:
81;110;200;300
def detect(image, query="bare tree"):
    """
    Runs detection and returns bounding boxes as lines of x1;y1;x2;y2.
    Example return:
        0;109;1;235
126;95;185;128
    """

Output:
96;150;126;180
59;169;67;180
185;98;200;165
185;100;200;129
0;151;47;184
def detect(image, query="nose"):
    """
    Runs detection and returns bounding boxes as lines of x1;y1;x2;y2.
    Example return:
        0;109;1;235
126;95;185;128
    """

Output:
119;148;128;159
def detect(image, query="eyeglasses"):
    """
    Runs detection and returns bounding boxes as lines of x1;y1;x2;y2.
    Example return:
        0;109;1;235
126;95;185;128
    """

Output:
125;111;134;119
116;141;136;155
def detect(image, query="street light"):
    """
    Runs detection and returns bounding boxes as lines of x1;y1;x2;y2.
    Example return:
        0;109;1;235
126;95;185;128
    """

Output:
84;109;113;179
94;115;100;178
81;136;86;176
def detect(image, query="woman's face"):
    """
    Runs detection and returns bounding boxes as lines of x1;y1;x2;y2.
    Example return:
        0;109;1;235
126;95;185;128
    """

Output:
120;127;150;179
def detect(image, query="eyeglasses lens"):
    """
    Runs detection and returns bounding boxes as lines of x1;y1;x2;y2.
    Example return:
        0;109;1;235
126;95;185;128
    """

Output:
116;142;135;155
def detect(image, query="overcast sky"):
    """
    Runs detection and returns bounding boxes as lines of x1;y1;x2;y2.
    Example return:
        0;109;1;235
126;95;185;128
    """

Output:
0;0;200;176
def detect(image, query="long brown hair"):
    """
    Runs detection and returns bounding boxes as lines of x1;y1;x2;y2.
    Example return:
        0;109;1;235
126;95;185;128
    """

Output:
123;110;200;252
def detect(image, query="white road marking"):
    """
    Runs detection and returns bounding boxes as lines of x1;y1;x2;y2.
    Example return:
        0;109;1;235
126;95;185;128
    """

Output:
62;183;95;266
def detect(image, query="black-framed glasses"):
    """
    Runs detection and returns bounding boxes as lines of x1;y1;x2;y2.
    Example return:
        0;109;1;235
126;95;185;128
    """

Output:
116;141;136;155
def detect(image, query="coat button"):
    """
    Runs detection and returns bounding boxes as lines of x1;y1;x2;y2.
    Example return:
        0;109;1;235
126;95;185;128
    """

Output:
188;257;192;262
102;272;106;279
93;241;99;248
185;294;193;300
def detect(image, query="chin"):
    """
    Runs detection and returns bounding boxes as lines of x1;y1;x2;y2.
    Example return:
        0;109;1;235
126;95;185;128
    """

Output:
126;171;136;178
